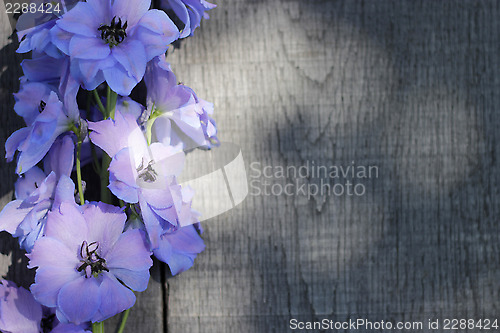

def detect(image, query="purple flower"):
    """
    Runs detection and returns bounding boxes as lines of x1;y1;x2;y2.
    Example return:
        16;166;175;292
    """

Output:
15;0;75;58
145;55;219;149
19;54;80;123
159;0;216;38
149;187;205;275
0;136;76;252
0;280;90;333
0;280;41;333
89;110;184;241
28;201;153;324
88;110;205;273
6;91;73;175
51;0;179;95
13;81;53;126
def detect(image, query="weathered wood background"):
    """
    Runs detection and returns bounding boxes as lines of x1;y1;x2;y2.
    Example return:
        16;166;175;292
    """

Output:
1;0;500;332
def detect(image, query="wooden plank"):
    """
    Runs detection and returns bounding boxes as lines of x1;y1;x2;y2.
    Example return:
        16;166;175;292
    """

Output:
165;0;500;332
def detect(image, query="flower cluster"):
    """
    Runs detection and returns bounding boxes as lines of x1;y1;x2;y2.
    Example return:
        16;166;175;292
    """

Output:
0;0;216;331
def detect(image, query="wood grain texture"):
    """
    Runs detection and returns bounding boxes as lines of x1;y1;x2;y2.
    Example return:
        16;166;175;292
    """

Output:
165;0;500;332
1;1;500;333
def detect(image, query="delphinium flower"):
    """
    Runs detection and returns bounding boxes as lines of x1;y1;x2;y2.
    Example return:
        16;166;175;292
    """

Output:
150;186;206;275
88;110;205;274
145;55;219;150
159;0;216;38
5;90;74;175
15;0;80;58
28;200;153;324
51;0;180;95
0;280;90;333
0;136;76;252
18;54;80;123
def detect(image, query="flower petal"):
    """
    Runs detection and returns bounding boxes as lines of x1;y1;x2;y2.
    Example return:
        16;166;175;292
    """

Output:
5;127;29;162
109;176;140;203
108;267;149;292
82;202;126;255
0;281;42;333
134;10;179;60
15;167;47;200
45;202;87;252
102;65;138;96
88;110;142;157
96;273;136;321
57;277;100;325
44;135;75;179
30;266;80;308
0;200;31;234
109;148;139;189
154;225;205;275
106;229;152;272
112;40;147;81
50;25;72;55
138;195;163;249
69;36;110;60
28;236;80;269
112;0;151;27
56;2;101;37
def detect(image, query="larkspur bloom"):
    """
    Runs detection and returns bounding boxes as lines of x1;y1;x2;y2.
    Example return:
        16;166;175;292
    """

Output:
51;0;179;95
145;55;218;149
28;200;153;324
6;90;74;175
159;0;216;38
19;54;80;123
0;136;76;252
148;186;205;275
15;0;80;58
88;110;205;273
0;280;90;333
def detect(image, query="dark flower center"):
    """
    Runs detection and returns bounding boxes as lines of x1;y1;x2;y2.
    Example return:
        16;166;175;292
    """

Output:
98;16;127;47
38;100;46;113
137;159;158;183
77;240;109;278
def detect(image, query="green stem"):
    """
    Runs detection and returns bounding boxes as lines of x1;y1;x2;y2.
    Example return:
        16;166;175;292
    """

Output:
92;321;104;333
92;89;106;116
69;123;85;205
106;86;111;114
146;118;154;145
117;309;131;333
109;89;118;119
76;138;85;205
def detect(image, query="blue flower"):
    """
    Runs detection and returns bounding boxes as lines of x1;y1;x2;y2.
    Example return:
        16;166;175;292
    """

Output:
159;0;216;38
145;55;219;149
13;81;54;126
15;0;72;58
0;280;90;333
88;110;185;242
20;54;81;123
0;136;76;252
51;0;179;95
88;110;205;273
6;91;74;175
28;200;153;324
148;187;205;275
